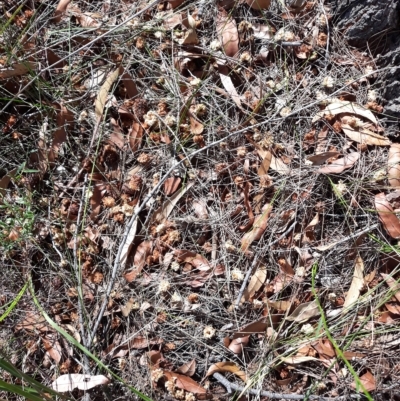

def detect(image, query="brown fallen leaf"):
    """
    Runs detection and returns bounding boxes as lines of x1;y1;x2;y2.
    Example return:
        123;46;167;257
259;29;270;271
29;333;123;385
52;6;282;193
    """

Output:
340;119;390;146
95;67;121;122
46;49;66;69
216;11;239;58
164;177;181;196
306;151;340;165
129;121;143;152
317;152;360;174
258;151;272;176
380;273;400;303
52;374;110;392
49;104;74;164
176;359;196;376
176;14;199;45
53;0;72;23
241;203;272;251
232;315;282;339
374;193;400;238
42;334;62;364
0;169;16;198
241;264;267;303
351;370;376;392
246;0;271;9
388;144;400;187
286;300;319;323
16;312;49;333
163;371;206;394
120;205;140;272
265;299;293;311
206;362;247;382
0;62;36;80
342;255;364;314
168;0;186;9
124;240;152;283
190;115;204;135
120;68;138;98
270;153;290;174
281;356;321;364
218;66;242;109
312;101;377;124
151;182;194;224
228;336;249;354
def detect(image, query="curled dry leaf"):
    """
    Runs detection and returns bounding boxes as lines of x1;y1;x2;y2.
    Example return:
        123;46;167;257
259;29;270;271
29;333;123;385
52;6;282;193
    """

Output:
216;12;239;58
388;144;400;187
190;115;204;135
0;62;36;79
246;0;271;9
265;299;293;311
286;300;319;323
206;362;247;383
241;264;267;303
109;118;125;149
374;193;400;238
176;359;196;376
317;152;360;174
253;24;274;40
163;371;206;394
340;118;390;146
168;0;186;9
342;255;364;314
351;370;376;392
121;298;136;317
380;273;400;303
312;101;377;124
52;374;110;392
228;335;249;354
241;203;272;251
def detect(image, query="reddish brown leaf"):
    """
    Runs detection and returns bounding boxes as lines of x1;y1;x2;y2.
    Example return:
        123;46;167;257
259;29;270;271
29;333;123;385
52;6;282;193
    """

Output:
241;203;272;251
241;264;266;303
163;371;207;394
0;169;16;198
109;118;125;149
317;152;360;174
129;121;143;152
174;250;212;270
190;115;204;135
46;49;66;69
232;316;282;339
49;104;74;164
375;193;400;238
42;334;62;364
176;359;196;376
168;0;186;9
15;312;49;333
0;62;36;79
164;177;182;196
306;151;340;165
125;240;152;283
120;69;138;98
351;370;376;392
388;144;400;188
216;12;239;58
228;335;249;354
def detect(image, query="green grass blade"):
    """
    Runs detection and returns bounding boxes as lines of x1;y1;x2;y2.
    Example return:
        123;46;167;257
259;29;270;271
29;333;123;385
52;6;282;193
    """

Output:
0;282;28;322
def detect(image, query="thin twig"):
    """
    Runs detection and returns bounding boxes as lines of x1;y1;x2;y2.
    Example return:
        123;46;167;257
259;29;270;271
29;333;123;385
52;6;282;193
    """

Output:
213;372;347;400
